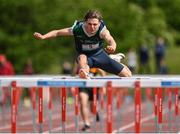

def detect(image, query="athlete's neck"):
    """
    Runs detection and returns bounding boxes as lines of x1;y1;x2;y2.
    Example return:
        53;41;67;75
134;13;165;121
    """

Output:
83;23;98;36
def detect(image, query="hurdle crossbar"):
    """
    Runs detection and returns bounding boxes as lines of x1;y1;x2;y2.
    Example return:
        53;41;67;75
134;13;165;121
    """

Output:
1;75;180;88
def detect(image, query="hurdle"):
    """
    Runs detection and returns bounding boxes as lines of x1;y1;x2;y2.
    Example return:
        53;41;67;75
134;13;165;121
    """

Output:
0;75;180;133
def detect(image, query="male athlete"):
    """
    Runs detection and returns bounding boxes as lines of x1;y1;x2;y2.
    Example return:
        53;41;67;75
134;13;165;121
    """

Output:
34;9;132;78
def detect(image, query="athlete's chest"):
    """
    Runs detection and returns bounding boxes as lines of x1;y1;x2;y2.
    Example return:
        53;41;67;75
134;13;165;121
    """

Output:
76;30;100;43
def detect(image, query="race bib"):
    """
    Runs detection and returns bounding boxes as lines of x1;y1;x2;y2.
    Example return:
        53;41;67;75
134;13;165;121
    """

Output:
82;43;99;51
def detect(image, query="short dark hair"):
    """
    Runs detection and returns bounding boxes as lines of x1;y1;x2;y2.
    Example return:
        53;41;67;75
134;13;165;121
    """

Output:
84;9;103;21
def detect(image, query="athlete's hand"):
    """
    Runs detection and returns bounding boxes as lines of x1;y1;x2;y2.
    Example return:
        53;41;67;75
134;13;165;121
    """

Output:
34;32;44;40
105;46;115;54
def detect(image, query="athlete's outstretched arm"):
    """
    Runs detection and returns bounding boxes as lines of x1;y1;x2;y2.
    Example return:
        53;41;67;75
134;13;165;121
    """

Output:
100;29;117;54
34;27;73;40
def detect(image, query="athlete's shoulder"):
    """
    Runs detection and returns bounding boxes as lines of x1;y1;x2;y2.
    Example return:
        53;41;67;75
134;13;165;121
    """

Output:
72;20;83;34
72;20;83;29
98;20;107;37
100;20;106;28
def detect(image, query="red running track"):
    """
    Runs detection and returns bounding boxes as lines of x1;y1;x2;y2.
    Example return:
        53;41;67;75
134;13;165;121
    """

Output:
0;98;179;133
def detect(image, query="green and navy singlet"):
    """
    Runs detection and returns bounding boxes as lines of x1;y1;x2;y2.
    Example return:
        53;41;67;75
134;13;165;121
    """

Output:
72;20;106;55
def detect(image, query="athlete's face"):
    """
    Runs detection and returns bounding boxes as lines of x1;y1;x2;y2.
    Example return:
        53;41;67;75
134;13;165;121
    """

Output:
85;18;100;34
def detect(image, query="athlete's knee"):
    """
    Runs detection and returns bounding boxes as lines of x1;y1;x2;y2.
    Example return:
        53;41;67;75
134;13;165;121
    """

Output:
118;66;132;77
78;54;87;62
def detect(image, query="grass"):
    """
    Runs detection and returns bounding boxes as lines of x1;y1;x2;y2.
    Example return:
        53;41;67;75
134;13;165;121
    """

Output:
166;47;180;74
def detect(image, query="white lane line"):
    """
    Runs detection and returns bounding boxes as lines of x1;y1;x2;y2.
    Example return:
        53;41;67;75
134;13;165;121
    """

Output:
113;109;169;133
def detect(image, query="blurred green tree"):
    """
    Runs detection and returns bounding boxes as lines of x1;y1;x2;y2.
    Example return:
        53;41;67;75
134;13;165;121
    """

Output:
0;0;179;74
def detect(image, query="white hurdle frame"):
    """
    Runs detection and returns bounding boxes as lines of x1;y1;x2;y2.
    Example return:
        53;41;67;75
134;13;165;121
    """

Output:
0;75;180;133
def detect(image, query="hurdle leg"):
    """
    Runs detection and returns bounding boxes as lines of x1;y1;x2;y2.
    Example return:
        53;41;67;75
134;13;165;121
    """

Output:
106;81;112;133
134;81;141;133
175;88;179;132
38;87;43;133
61;87;66;133
158;87;163;133
74;87;79;132
11;81;17;133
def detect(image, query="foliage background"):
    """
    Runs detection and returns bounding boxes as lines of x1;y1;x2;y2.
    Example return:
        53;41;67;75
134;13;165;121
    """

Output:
0;0;180;74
